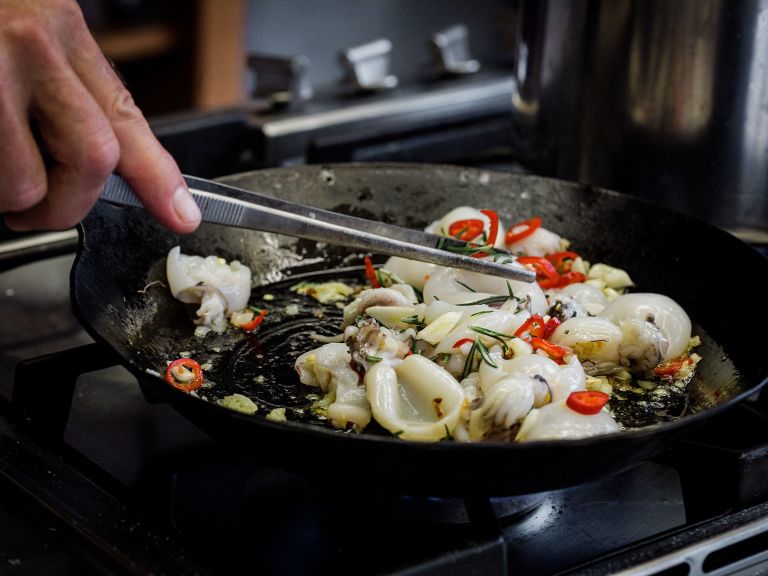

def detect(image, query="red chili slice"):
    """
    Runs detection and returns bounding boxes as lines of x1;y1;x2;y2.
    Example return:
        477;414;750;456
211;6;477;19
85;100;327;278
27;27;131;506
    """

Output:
545;251;580;274
452;337;475;348
480;209;499;246
470;209;501;258
652;357;689;376
566;390;610;415
514;314;546;339
448;219;485;242
165;358;204;392
505;216;542;245
364;256;381;288
516;256;560;289
542;317;561;339
530;337;570;364
240;309;267;331
553;271;587;288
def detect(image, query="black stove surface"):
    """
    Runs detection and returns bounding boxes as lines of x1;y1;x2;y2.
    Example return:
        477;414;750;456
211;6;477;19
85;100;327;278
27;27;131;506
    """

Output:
2;253;768;576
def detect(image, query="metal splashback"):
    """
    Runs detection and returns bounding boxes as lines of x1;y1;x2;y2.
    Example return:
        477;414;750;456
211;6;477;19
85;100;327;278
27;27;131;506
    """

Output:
511;0;768;238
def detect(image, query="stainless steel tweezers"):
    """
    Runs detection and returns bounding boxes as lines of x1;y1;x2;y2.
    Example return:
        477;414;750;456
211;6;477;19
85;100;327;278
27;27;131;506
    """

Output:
100;173;535;283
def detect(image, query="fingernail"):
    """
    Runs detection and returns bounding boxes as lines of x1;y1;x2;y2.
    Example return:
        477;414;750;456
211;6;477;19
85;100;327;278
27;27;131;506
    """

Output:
172;186;201;225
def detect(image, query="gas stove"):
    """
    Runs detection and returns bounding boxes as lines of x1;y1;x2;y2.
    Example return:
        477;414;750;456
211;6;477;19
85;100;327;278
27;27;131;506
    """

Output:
2;67;768;574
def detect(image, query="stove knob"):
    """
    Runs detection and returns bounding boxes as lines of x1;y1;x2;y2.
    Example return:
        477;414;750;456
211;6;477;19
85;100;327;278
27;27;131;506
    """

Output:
339;38;399;92
247;53;313;109
430;24;480;76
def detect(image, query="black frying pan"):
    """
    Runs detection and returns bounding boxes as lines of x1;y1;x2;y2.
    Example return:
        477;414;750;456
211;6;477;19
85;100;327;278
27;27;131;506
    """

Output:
71;163;768;496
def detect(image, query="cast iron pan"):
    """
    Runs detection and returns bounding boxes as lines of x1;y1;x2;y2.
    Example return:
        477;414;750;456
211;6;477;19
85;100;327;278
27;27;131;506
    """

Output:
71;163;768;496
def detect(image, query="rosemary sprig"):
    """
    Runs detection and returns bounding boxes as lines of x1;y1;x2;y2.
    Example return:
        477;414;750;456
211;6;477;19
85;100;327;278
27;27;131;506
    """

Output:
461;340;479;380
469;325;514;354
455;279;477;292
470;309;494;317
457;295;510;306
475;338;497;369
469;325;515;341
445;243;495;255
401;315;425;329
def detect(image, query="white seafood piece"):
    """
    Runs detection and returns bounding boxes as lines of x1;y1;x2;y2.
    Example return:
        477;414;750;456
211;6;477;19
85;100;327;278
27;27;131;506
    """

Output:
469;374;537;440
342;287;412;327
294;343;371;430
166;246;252;332
547;356;588;403
588;263;634;290
426;206;506;249
347;319;411;369
618;318;669;372
366;354;464;442
389;283;420;305
434;308;528;354
550;317;623;375
479;352;584;405
599;293;691;360
423;266;547;315
295;343;357;393
195;290;229;333
327;378;371;430
560;282;608;315
545;292;588;321
516;401;620;441
382;257;439;291
506;227;562;256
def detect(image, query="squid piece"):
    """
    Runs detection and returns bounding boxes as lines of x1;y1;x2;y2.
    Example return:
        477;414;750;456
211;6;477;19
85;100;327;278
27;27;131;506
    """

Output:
426;206;507;249
477;348;585;405
559;282;608;315
366;354;464;442
342;287;413;327
545;292;588;322
618;318;669;372
423;266;548;315
468;374;537;441
599;293;691;360
506;227;562;257
382;257;439;291
516;401;620;441
166;246;252;333
433;308;529;354
294;343;371;430
550;317;623;375
346;318;411;369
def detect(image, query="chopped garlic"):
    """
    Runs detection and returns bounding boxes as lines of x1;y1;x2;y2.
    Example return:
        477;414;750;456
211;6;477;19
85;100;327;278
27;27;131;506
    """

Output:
266;407;287;422
217;393;258;415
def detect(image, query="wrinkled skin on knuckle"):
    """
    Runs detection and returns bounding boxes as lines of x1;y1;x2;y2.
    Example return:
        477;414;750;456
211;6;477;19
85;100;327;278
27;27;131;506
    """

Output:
110;86;145;126
78;127;120;178
3;179;47;213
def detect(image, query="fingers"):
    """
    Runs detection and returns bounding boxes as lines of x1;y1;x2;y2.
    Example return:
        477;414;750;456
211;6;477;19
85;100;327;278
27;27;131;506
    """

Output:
2;17;119;231
64;19;200;233
0;89;47;215
1;0;200;233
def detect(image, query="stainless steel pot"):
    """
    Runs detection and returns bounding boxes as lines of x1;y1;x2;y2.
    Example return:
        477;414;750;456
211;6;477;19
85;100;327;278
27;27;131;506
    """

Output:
510;0;768;238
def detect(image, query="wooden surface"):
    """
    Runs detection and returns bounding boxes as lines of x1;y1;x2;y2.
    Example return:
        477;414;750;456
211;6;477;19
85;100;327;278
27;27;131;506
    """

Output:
194;0;247;109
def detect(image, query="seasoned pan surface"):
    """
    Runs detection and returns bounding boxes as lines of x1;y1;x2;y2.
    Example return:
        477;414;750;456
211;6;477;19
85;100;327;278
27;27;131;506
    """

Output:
71;164;768;495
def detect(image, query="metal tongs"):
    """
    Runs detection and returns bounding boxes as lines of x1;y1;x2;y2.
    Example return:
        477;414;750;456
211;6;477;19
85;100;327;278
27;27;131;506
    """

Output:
100;174;535;283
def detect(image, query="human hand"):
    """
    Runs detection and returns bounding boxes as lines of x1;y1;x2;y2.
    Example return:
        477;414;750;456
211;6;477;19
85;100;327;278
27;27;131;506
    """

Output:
0;0;201;233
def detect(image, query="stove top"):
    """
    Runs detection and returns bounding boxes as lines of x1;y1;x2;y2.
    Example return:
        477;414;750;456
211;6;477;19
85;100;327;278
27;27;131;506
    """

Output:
2;248;768;575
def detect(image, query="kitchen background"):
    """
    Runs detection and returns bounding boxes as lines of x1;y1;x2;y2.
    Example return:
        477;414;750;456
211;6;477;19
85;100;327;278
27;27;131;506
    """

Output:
1;1;768;575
